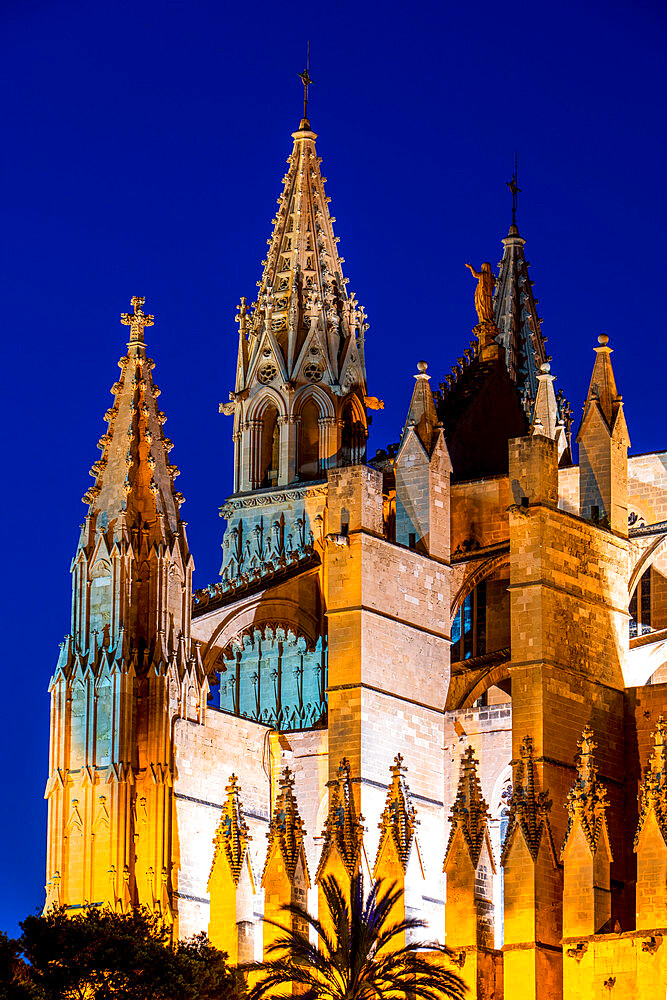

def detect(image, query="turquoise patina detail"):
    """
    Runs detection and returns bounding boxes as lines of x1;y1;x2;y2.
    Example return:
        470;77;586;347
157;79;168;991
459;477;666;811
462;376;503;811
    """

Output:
214;630;326;731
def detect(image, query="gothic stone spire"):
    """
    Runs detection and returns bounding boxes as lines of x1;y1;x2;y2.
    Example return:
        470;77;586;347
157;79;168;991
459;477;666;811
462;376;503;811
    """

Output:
84;296;185;534
493;225;548;406
222;118;372;492
635;716;667;850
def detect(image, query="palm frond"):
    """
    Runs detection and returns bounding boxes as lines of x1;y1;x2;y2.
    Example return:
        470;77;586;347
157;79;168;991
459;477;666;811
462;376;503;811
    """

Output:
248;874;467;1000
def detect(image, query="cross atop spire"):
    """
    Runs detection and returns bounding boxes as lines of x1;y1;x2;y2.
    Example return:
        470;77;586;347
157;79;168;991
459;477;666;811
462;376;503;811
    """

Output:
299;42;313;127
121;296;154;344
507;152;521;230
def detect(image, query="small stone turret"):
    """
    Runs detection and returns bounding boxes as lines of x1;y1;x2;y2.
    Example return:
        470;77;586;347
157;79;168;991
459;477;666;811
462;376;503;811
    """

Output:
577;334;630;533
394;361;452;559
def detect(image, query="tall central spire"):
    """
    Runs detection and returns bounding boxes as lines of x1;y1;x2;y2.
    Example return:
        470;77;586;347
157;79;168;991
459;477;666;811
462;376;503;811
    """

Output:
222;95;372;493
249;117;357;379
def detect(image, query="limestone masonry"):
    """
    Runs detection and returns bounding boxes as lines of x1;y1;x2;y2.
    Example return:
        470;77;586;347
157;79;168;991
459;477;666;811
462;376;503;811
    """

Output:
46;108;667;999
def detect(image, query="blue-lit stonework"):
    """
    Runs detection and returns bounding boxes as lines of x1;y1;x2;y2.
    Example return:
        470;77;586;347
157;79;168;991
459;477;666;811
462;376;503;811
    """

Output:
212;629;326;730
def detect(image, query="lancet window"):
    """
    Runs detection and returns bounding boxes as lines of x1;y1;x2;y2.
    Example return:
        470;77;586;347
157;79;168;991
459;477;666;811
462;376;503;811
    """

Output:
451;581;487;660
298;398;320;480
259;404;280;487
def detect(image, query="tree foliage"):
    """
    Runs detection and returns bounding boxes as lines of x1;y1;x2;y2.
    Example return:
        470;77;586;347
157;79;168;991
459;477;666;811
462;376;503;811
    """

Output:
0;907;243;1000
247;875;467;1000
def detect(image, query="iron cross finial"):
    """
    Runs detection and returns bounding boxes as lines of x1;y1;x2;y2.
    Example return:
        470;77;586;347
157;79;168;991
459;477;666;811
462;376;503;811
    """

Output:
299;41;312;122
120;295;154;344
507;151;521;227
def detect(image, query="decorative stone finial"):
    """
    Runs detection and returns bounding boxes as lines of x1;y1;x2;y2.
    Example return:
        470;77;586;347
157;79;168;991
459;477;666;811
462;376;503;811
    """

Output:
598;333;609;346
316;758;364;882
635;716;667;850
262;767;310;886
209;773;251;887
417;360;428;373
501;736;557;866
561;725;612;858
444;746;494;871
375;754;418;875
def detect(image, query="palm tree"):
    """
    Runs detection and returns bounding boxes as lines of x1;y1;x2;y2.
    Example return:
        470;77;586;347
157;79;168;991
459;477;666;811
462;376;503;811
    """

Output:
247;874;467;1000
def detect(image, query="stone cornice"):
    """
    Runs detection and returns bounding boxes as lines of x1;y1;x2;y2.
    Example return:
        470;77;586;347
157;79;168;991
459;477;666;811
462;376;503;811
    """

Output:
219;482;327;517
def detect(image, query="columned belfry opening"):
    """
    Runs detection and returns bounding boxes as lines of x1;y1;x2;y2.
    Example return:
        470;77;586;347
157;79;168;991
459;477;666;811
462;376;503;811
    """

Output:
259;403;279;487
298;398;320;480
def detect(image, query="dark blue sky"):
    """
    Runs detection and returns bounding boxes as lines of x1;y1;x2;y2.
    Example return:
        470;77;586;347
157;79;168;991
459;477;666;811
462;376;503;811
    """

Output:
1;0;665;935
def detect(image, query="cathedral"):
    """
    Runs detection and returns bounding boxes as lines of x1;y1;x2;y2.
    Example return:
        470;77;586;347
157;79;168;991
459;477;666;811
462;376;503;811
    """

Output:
45;93;667;1000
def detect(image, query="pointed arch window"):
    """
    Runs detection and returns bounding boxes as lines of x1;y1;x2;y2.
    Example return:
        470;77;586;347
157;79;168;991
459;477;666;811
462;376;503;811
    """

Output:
259;405;280;488
451;581;487;660
629;567;652;638
298;399;320;480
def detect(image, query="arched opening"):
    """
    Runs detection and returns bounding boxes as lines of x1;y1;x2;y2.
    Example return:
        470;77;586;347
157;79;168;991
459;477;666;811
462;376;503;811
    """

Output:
629;552;667;638
340;401;366;466
259;404;280;487
451;561;511;667
298;399;320;480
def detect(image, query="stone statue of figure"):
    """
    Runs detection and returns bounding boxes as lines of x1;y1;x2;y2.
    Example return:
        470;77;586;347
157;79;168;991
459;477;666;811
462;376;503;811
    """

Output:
465;262;496;325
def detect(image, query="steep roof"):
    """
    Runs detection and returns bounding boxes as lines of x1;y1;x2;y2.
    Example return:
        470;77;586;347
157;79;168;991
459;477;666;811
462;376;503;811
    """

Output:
436;352;528;481
398;361;440;458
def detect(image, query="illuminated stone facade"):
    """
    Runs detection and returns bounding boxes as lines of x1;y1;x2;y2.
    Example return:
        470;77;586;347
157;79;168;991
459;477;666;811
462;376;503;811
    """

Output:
46;110;667;999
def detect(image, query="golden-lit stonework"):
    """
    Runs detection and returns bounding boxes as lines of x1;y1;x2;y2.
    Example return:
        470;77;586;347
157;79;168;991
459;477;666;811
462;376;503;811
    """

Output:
46;99;667;1000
